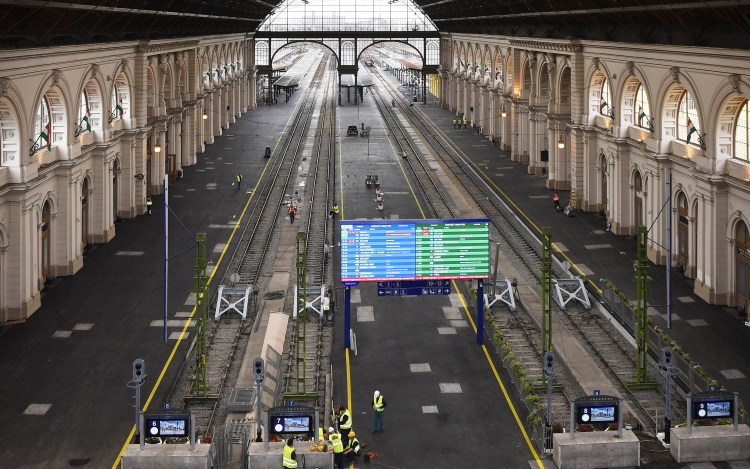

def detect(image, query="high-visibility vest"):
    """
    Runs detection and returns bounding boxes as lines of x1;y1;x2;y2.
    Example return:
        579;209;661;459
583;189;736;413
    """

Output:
333;205;339;214
318;427;324;441
288;205;296;214
331;433;344;453
340;409;352;429
283;445;297;468
237;174;242;182
374;395;384;412
463;119;467;125
452;119;456;125
553;194;559;202
146;199;152;207
347;437;360;454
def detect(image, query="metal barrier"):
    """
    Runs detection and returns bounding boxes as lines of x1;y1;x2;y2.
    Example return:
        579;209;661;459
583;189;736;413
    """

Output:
260;345;285;411
211;421;252;469
601;283;711;395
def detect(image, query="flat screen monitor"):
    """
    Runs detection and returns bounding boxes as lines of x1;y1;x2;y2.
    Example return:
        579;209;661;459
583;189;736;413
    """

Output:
145;418;188;437
577;404;616;424
270;416;312;434
693;399;733;419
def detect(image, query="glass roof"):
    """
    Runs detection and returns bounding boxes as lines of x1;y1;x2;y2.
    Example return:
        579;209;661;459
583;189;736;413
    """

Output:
259;0;437;33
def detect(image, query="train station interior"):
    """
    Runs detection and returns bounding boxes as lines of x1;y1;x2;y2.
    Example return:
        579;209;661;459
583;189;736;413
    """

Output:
0;1;749;468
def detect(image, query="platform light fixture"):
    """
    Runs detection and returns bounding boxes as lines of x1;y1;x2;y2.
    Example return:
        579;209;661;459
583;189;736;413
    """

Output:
501;107;506;118
202;112;208;120
558;139;565;149
154;137;161;153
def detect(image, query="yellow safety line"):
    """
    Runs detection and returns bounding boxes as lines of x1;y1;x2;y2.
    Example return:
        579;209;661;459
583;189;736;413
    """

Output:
417;106;601;293
112;89;309;469
452;279;545;469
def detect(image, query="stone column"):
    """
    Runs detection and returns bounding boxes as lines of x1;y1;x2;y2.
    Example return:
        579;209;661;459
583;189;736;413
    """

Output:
212;89;222;137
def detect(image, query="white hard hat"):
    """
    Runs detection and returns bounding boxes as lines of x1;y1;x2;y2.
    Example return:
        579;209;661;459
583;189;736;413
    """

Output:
328;427;335;433
374;390;380;397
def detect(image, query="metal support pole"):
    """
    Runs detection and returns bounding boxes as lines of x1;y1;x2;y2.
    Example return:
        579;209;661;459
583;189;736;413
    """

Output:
164;177;168;342
193;233;209;396
344;286;351;349
477;280;484;345
255;376;263;441
627;226;656;388
492;243;501;297
618;399;624;438
139;413;145;451
687;394;693;434
570;401;576;439
540;228;553;361
734;392;739;431
667;171;673;328
190;413;196;450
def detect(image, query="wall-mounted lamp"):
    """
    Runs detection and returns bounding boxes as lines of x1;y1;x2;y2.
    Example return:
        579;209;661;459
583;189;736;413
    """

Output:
501;107;507;118
154;137;161;153
202;112;208;120
558;140;565;149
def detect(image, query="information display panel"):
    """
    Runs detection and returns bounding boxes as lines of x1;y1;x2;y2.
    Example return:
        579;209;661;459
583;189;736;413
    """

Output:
341;219;489;282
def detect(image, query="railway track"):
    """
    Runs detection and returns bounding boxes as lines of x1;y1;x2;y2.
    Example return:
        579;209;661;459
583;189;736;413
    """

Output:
370;65;685;430
281;55;337;401
166;52;331;439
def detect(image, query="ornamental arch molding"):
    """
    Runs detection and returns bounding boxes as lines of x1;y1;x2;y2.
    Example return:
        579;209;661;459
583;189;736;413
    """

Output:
710;81;750;163
0;90;25;167
657;71;704;147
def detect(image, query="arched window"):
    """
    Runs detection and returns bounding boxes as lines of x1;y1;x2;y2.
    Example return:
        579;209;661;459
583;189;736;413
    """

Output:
600;78;611;115
34;96;50;152
634;84;651;128
78;90;90;134
736;100;749;161
677;90;700;144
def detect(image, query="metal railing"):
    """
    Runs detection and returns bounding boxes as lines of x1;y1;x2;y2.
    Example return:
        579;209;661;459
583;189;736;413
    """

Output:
210;421;252;469
260;345;284;410
601;282;711;396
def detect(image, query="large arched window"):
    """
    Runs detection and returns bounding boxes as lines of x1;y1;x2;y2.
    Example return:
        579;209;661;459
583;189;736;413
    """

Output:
34;96;50;152
634;84;651;128
736;100;749;161
600;78;611;115
78;90;90;134
677;90;700;144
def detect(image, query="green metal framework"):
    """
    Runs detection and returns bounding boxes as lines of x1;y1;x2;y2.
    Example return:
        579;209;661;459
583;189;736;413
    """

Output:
192;233;209;396
626;226;657;388
541;228;553;355
286;232;317;400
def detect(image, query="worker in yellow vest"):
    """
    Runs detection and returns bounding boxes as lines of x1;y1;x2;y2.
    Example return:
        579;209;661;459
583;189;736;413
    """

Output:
343;431;361;463
282;438;298;468
463;118;467;129
372;390;387;433
452;118;457;129
337;406;352;447
329;426;344;469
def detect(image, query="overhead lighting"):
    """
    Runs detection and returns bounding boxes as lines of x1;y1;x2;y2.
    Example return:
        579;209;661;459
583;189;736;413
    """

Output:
203;112;208;120
558;140;565;149
154;139;161;153
501;108;506;118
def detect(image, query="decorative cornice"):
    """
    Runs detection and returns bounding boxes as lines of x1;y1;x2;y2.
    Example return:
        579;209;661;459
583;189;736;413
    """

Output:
141;40;201;54
508;39;582;53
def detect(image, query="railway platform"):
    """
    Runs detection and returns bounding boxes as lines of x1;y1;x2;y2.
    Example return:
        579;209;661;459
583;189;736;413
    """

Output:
398;87;750;412
0;84;308;468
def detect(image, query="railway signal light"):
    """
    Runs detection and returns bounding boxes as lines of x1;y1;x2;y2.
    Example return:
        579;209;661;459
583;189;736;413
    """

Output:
544;351;555;376
253;357;265;383
133;359;146;384
661;347;673;367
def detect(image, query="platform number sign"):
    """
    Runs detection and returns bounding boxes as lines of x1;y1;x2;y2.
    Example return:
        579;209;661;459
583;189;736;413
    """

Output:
164;403;171;409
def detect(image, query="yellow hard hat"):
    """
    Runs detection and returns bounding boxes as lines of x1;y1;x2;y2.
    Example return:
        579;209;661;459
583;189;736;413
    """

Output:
310;444;317;451
348;431;355;437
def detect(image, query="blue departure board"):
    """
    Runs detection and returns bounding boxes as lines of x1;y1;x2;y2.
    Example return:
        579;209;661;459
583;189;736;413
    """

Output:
340;219;490;282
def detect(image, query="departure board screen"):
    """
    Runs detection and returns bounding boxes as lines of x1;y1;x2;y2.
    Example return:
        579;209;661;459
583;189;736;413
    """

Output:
340;219;489;282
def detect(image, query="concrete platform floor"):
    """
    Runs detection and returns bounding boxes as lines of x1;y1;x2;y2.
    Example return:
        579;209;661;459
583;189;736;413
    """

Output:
380;67;750;412
0;85;311;468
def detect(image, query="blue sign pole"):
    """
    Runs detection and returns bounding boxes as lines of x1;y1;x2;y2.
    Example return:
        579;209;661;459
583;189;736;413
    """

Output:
477;280;484;345
344;286;351;349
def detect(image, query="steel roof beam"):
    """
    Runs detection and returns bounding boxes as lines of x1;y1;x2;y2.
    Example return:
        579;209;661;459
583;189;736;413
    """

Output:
0;0;268;22
432;0;750;21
